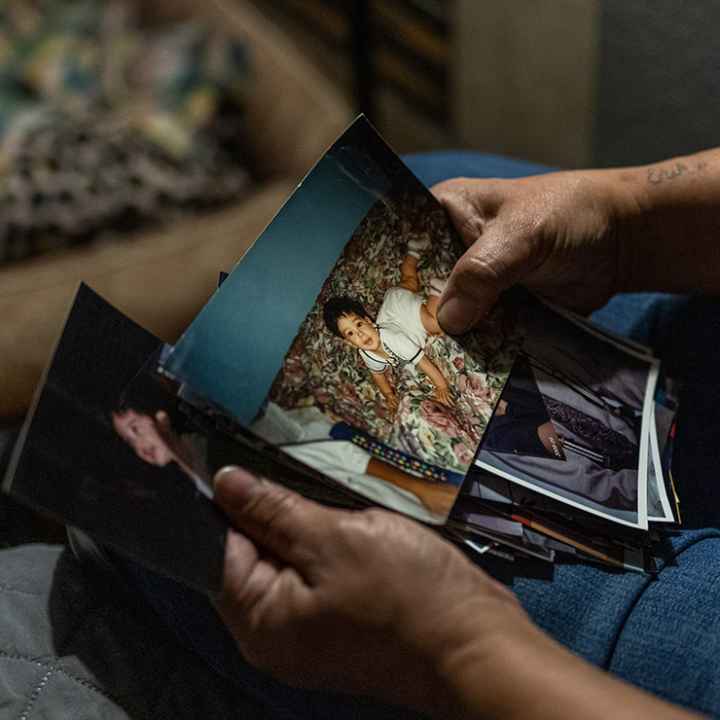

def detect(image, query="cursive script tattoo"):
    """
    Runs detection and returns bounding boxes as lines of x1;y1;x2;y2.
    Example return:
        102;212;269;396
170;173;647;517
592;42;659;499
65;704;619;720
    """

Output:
647;160;708;185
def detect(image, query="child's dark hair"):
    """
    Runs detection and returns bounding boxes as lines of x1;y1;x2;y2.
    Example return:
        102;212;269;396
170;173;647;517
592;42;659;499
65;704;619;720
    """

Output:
112;371;186;432
323;296;370;338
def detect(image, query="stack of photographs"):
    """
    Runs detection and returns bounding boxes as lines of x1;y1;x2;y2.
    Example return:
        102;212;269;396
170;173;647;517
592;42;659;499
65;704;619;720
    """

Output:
3;117;680;591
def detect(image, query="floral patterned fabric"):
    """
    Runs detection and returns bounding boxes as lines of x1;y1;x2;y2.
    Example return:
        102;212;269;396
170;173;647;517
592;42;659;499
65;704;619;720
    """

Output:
270;191;520;477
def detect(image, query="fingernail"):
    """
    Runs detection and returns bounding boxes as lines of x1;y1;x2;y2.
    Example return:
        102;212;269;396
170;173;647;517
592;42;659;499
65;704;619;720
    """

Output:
213;466;259;502
438;295;477;334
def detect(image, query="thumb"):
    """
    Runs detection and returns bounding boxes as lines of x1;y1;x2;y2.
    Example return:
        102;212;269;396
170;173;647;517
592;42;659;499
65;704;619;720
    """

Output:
438;225;533;334
214;466;326;567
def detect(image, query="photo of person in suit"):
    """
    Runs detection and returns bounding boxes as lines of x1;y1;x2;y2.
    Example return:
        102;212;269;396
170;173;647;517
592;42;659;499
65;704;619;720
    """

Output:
477;299;656;527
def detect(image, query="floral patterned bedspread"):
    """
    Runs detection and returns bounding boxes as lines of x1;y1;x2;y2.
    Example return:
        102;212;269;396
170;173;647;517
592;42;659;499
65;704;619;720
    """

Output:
270;191;519;476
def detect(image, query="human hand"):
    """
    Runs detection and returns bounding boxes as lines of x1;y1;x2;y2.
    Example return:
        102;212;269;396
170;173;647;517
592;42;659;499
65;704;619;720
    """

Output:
212;466;526;716
386;393;399;418
432;170;640;333
432;384;454;408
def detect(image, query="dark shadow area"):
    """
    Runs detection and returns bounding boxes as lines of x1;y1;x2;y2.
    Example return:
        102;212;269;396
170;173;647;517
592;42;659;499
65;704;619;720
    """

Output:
44;546;273;718
481;554;556;587
665;297;720;529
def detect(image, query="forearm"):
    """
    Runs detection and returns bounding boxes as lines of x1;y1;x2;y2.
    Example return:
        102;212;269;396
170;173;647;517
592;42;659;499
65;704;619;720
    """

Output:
607;148;720;294
371;371;397;401
417;356;448;391
366;457;455;515
428;609;701;720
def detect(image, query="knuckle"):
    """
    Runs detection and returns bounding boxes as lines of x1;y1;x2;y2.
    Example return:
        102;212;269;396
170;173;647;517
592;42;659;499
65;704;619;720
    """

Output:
456;213;484;242
430;176;470;195
336;508;386;546
453;252;502;292
362;507;390;528
359;508;405;540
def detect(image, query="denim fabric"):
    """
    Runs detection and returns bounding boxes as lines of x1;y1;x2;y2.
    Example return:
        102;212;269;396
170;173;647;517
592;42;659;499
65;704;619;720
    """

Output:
118;151;720;717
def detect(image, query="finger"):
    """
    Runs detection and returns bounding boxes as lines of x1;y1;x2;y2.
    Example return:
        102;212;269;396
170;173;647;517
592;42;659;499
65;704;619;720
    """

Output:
438;225;533;334
431;178;504;245
217;529;279;612
214;466;329;569
215;530;308;640
432;179;485;245
217;527;263;602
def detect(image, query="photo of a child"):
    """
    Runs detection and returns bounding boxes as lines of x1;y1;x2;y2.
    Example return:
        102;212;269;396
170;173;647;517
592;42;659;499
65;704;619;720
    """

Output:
6;285;228;591
260;185;518;523
322;234;453;415
164;117;519;524
111;371;215;499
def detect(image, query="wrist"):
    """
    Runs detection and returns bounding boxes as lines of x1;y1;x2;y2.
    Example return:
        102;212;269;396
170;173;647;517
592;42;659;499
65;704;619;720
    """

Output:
400;578;541;718
603;149;720;294
419;590;695;720
434;604;556;719
588;165;649;295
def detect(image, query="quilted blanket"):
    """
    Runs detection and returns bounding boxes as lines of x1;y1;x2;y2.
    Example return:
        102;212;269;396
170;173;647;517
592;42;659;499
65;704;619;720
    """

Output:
0;544;270;719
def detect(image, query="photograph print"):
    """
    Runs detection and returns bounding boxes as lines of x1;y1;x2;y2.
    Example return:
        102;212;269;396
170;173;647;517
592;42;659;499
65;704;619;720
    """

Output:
165;117;520;524
476;296;659;529
539;302;677;524
4;285;228;592
646;399;679;524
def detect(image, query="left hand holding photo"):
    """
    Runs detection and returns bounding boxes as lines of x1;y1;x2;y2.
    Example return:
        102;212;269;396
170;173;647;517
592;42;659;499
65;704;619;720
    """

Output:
212;465;704;720
210;465;524;717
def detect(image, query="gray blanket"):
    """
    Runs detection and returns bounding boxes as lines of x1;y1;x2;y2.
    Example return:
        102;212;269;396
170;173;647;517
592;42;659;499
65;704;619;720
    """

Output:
0;544;269;719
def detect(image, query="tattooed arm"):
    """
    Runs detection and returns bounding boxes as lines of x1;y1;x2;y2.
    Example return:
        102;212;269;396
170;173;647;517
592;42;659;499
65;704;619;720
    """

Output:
621;150;720;295
428;150;720;333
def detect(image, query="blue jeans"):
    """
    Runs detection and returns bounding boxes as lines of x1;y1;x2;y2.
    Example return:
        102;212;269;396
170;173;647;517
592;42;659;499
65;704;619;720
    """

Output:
120;151;720;718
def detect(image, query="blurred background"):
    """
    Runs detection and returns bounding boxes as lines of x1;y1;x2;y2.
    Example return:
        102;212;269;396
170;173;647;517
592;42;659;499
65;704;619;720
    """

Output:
256;0;720;168
2;0;720;541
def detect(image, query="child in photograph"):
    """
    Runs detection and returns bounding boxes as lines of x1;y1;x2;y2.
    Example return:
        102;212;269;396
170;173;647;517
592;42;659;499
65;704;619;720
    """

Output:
111;377;215;499
323;235;453;416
